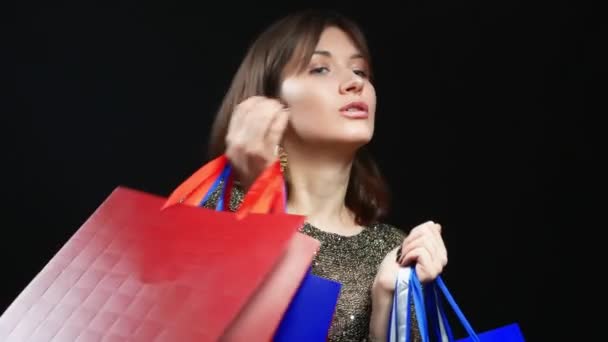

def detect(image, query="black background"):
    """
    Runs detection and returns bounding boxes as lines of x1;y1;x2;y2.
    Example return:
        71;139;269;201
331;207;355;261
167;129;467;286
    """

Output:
12;0;602;340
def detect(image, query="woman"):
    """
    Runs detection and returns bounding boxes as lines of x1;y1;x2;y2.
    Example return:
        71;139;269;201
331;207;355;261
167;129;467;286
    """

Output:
203;10;448;341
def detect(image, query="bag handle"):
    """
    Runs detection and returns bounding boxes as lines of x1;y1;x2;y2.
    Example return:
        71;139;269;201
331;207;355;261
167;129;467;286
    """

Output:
162;155;287;217
407;269;480;342
409;268;430;341
435;276;479;341
426;281;454;341
234;160;287;218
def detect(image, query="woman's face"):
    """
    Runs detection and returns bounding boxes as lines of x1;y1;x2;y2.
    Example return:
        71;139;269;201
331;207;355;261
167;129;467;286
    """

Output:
280;26;376;149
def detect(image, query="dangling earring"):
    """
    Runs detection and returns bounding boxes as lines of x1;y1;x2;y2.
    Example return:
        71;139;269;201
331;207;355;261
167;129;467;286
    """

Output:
276;145;288;174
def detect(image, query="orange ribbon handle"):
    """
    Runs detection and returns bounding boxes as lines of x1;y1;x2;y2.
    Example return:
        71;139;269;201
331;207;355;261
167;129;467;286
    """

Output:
235;160;286;219
162;156;287;219
162;155;228;210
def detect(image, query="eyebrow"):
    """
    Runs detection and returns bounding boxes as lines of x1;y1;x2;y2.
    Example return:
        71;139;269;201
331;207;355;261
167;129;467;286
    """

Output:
312;50;364;60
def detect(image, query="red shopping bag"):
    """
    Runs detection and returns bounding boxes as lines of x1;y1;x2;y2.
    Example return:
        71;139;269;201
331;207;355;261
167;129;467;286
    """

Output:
162;155;342;341
0;157;327;341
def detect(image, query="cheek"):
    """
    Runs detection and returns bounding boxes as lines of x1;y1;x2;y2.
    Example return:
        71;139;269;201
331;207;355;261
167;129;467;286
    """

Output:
280;78;306;107
367;85;377;116
280;79;331;121
281;79;324;109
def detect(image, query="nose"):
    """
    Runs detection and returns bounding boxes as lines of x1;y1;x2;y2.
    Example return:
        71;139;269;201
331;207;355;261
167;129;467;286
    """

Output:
339;72;364;95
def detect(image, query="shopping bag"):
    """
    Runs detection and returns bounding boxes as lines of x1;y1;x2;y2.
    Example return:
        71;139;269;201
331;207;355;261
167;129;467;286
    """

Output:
389;267;525;342
0;156;339;341
455;323;524;342
162;155;342;341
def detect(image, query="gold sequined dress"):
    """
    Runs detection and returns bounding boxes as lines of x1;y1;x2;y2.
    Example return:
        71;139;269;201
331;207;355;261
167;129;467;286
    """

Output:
204;184;420;341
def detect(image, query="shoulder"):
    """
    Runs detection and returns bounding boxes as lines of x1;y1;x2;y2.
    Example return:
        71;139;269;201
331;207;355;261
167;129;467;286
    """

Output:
367;222;406;249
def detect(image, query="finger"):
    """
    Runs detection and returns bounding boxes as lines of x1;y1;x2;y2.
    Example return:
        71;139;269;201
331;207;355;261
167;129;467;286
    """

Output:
413;247;437;282
226;100;277;173
399;232;438;265
401;234;434;259
400;247;418;267
426;223;447;265
237;98;275;132
434;227;448;266
227;96;268;138
402;220;436;246
234;100;283;156
402;247;440;283
401;227;423;247
401;246;431;269
254;101;287;154
398;234;423;264
242;100;281;143
433;222;442;235
400;222;439;262
265;107;289;148
238;95;266;114
229;96;264;128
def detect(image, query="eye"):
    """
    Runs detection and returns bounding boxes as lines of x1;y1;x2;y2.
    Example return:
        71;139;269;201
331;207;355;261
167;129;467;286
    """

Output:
353;69;368;78
309;66;330;75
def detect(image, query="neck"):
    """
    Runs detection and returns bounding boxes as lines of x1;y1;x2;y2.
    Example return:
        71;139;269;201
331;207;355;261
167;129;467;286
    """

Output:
284;144;362;236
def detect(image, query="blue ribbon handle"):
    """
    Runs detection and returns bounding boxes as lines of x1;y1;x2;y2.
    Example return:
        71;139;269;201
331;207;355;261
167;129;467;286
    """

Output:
435;276;479;341
433;282;455;341
409;268;429;342
198;164;233;211
424;281;442;341
407;269;480;342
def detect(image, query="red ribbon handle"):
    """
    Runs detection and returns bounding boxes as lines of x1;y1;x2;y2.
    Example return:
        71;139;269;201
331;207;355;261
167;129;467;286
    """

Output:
162;156;286;219
162;155;229;210
235;160;286;219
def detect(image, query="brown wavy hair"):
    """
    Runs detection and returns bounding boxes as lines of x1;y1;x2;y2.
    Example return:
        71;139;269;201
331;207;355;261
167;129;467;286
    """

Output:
207;9;390;225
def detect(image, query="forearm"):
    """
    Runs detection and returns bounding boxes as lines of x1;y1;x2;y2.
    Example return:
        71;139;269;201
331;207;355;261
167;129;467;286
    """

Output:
369;279;394;341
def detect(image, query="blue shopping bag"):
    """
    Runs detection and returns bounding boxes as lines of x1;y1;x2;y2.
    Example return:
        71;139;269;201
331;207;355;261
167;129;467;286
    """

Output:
274;268;342;341
389;267;524;342
455;323;524;342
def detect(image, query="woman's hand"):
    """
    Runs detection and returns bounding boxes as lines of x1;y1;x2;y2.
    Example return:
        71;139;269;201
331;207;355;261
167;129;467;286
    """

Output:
225;96;289;189
397;220;448;283
369;221;447;340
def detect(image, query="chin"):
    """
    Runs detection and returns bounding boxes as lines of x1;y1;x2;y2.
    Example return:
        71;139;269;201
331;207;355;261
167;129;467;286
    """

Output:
331;132;373;148
298;126;374;148
341;126;374;143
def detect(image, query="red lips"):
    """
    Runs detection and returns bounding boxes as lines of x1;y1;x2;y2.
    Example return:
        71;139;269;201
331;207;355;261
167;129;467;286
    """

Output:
339;101;369;119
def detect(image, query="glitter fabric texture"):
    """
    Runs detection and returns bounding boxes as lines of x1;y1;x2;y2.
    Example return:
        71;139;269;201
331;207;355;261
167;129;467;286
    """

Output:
203;183;421;341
